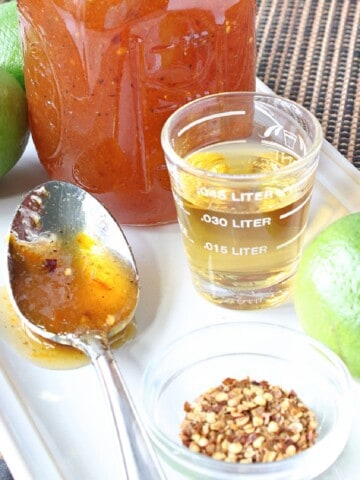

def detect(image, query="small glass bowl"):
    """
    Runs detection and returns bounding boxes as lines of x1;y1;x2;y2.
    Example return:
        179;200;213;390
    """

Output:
142;322;353;480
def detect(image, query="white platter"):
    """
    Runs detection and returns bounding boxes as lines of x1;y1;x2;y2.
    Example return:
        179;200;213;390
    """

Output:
1;81;360;480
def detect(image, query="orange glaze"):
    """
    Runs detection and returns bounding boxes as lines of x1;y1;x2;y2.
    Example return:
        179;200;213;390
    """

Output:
0;287;136;369
9;232;138;337
17;0;256;225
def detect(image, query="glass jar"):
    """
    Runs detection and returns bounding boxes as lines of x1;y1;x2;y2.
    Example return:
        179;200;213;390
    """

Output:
17;0;256;225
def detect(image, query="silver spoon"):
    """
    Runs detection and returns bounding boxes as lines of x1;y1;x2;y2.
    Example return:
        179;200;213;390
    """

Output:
7;180;166;480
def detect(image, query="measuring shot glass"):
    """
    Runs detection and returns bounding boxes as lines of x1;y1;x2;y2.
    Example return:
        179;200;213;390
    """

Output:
161;92;323;309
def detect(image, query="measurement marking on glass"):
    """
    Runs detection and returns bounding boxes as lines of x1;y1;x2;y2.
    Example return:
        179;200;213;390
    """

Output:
178;111;246;137
279;194;311;220
276;223;308;250
175;195;190;216
179;221;194;243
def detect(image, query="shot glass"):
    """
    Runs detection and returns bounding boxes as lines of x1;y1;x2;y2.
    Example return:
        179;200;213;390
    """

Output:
161;92;323;309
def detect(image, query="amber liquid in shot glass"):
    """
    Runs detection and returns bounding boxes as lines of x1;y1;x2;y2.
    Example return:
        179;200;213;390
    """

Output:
162;93;322;309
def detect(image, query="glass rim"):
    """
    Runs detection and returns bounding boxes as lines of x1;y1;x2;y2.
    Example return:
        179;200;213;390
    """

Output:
142;321;353;479
161;91;324;180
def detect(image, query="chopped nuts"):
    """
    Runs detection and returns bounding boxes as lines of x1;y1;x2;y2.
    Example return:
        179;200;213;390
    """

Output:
268;421;279;433
180;377;318;464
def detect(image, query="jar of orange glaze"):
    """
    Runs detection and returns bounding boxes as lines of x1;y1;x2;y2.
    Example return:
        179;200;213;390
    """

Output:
17;0;256;225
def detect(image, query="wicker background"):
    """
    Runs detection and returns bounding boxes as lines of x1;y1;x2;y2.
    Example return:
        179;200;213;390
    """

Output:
256;0;360;169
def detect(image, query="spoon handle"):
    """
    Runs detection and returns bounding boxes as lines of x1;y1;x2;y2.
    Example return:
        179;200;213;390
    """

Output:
84;337;167;480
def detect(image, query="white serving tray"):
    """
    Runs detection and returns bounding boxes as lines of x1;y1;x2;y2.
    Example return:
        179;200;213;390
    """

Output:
1;81;360;480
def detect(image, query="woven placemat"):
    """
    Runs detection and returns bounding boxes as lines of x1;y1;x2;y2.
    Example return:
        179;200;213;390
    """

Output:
256;0;360;169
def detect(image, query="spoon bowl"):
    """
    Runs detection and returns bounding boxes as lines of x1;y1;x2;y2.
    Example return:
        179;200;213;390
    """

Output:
7;180;165;480
8;180;139;341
